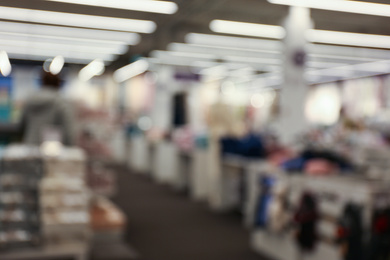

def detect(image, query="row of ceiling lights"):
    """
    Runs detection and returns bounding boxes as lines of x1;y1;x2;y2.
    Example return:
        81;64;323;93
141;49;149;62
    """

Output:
2;0;390;84
0;0;178;78
145;8;390;86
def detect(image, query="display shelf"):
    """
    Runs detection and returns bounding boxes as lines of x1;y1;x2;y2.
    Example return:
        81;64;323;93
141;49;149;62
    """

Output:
190;148;209;201
0;242;89;260
176;150;193;192
209;154;263;212
251;230;339;260
247;162;390;260
0;146;44;252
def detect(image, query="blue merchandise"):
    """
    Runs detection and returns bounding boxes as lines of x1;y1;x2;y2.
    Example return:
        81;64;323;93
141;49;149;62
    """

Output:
220;133;265;159
254;176;275;227
281;157;306;172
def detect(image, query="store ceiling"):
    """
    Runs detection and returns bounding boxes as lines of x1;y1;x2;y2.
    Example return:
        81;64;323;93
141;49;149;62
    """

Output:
1;0;390;71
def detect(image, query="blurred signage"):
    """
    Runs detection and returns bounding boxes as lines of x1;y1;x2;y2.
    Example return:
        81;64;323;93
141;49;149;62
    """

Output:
174;72;201;82
0;77;12;122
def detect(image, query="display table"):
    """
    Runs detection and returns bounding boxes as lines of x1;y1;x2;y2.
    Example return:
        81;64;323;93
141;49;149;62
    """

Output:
176;150;193;191
247;164;390;260
0;243;89;260
208;154;262;212
251;231;338;260
129;135;151;174
152;141;179;185
190;148;209;201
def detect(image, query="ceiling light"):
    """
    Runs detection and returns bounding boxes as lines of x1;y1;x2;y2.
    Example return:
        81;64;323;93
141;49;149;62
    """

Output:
0;51;12;77
206;19;390;50
306;61;348;68
251;93;265;108
168;43;281;59
305;60;390;84
175;41;383;67
186;33;282;51
146;58;216;68
46;0;178;14
49;55;65;75
151;50;218;60
114;60;149;83
43;59;53;72
150;49;281;72
0;38;127;56
268;0;390;17
309;53;379;63
185;33;390;62
79;59;105;81
307;29;390;49
223;55;282;65
10;53;109;65
0;32;129;50
210;19;286;39
221;81;236;95
3;45;115;63
0;21;141;45
0;6;156;33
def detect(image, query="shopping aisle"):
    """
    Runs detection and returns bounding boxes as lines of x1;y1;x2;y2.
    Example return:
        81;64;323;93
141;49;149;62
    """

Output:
111;169;267;260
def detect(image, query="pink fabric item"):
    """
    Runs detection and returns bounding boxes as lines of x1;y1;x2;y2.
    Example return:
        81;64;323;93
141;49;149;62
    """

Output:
173;127;194;152
267;148;295;166
304;159;337;176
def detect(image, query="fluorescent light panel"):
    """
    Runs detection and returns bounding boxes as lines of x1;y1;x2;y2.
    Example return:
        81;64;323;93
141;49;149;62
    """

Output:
151;50;218;60
0;21;140;45
0;51;12;77
208;20;390;50
186;33;282;51
2;46;115;63
114;60;149;82
151;50;281;70
46;0;178;14
268;0;390;17
0;38;127;55
147;58;220;68
0;6;156;33
79;59;105;81
308;29;390;49
168;43;280;59
173;41;382;65
8;53;109;65
49;55;65;75
210;19;286;39
0;32;128;51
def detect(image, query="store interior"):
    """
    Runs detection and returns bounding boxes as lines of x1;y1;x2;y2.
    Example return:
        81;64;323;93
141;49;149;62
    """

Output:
1;0;390;260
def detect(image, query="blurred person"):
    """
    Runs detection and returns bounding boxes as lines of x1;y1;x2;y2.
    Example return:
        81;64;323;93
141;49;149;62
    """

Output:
20;71;76;146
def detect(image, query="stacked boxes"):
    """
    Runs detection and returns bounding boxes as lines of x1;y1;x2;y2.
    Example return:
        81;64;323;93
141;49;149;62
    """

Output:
0;146;43;251
41;147;90;245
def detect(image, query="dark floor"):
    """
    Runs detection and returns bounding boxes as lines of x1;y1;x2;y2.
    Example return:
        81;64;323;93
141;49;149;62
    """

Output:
111;169;266;260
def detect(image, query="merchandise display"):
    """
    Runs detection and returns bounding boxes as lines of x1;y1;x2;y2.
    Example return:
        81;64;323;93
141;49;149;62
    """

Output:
41;147;90;245
0;145;92;260
0;145;43;251
3;1;390;258
247;162;390;260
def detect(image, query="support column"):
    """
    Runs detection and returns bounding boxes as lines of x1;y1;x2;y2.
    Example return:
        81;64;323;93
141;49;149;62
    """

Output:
273;7;313;144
